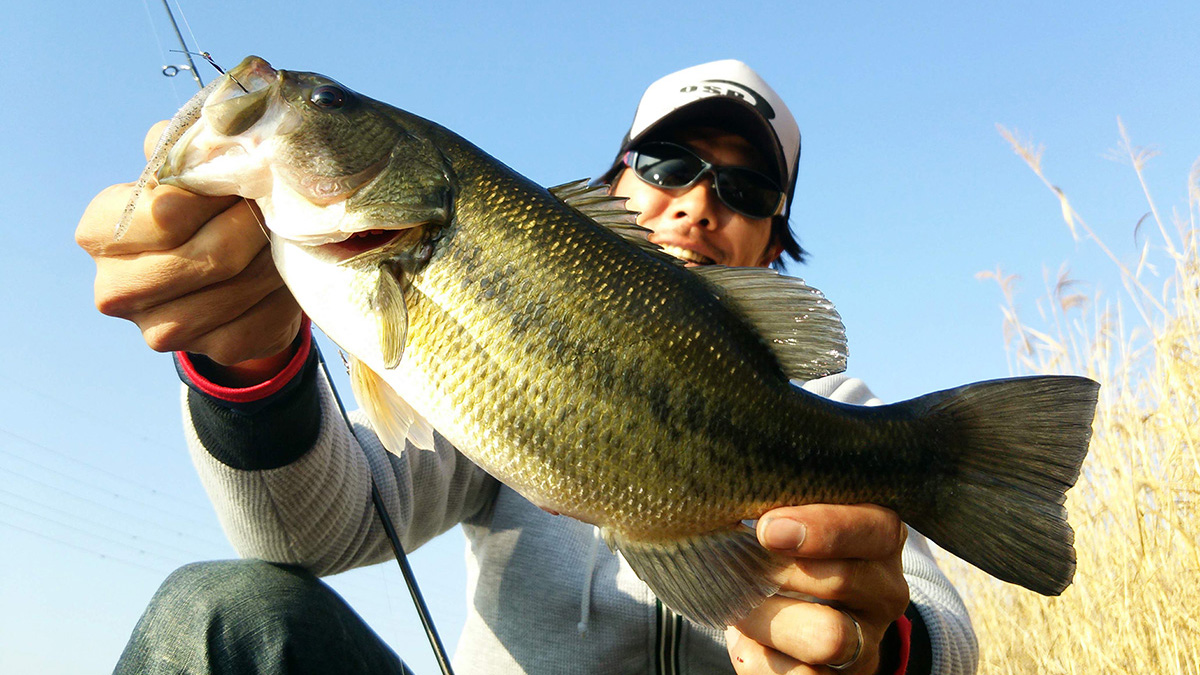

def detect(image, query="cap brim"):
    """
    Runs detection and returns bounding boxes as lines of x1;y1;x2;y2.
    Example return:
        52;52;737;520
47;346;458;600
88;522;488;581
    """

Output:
610;97;788;190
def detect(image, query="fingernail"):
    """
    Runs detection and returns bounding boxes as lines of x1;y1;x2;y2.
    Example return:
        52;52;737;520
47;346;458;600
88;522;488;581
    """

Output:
762;517;806;550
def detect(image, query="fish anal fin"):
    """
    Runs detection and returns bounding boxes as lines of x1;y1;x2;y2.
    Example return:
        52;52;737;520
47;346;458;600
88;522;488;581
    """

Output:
347;357;436;453
602;525;789;629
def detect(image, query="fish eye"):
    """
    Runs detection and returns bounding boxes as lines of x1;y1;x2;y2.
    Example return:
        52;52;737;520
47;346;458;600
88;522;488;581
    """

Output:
310;85;348;109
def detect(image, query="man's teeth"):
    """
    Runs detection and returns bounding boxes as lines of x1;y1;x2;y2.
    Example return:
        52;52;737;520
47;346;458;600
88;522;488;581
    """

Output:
660;245;714;265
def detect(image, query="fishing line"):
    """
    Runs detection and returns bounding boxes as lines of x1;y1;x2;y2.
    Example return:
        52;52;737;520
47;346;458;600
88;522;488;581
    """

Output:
169;0;204;73
150;3;457;673
138;0;169;75
240;209;456;675
244;200;271;242
170;49;249;93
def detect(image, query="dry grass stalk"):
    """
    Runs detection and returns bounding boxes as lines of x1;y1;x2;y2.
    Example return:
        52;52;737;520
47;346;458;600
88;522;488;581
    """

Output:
950;124;1200;674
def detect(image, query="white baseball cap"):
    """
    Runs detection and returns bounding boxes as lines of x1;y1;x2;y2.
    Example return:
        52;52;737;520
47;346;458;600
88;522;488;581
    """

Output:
604;60;803;260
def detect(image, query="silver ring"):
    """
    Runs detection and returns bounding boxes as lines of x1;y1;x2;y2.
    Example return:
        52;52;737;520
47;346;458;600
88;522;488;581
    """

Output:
828;610;863;671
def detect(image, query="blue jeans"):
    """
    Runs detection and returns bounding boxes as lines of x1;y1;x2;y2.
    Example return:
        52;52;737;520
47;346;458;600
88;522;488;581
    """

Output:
114;560;413;675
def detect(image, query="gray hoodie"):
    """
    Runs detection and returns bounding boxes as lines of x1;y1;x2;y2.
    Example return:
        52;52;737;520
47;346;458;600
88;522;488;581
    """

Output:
182;358;978;674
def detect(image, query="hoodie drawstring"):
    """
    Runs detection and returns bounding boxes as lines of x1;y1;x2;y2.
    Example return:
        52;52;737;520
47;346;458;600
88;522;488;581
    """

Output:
578;525;602;634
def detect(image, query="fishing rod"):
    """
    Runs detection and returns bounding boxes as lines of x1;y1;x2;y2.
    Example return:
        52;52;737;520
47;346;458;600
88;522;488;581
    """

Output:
154;3;456;674
157;0;202;88
317;351;458;675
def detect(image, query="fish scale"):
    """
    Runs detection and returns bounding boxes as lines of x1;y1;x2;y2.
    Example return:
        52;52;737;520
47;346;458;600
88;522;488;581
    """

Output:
144;56;1099;628
408;167;997;536
414;155;923;535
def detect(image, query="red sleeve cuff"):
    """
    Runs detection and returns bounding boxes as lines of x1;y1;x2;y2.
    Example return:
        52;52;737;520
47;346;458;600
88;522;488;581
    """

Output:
890;614;912;675
176;316;313;404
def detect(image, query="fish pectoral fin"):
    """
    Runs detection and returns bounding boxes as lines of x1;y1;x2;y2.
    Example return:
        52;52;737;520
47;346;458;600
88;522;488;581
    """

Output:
602;525;789;629
374;264;409;369
691;266;848;380
348;357;436;453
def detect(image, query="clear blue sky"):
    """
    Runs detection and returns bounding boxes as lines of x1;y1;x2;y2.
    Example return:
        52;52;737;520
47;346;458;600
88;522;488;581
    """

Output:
2;2;1197;673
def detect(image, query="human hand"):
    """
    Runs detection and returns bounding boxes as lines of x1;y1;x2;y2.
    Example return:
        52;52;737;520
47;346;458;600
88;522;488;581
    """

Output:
725;504;909;674
76;121;302;384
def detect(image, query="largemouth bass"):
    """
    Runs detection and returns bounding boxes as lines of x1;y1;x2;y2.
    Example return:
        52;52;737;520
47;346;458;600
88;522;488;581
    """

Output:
124;56;1099;628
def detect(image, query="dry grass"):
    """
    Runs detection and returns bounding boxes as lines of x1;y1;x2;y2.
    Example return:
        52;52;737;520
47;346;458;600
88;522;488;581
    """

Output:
944;122;1200;674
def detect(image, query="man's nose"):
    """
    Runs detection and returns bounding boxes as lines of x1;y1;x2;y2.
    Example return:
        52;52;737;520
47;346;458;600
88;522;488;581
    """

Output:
669;176;721;229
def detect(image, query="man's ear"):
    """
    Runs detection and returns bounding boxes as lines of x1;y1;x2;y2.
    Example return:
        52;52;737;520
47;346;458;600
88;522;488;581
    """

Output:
759;240;785;268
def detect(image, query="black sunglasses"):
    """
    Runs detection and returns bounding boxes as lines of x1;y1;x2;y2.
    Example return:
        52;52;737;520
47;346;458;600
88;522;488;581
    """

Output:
623;142;784;220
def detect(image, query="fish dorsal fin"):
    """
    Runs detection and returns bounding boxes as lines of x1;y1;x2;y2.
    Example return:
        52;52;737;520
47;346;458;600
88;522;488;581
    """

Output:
549;180;845;379
691;266;848;380
548;179;638;229
348;357;436;453
603;524;790;629
548;180;684;267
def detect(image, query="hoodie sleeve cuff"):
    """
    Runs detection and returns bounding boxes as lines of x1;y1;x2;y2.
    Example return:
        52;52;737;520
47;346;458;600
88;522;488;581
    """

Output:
876;611;914;675
175;317;312;412
178;341;325;473
174;318;324;471
892;613;913;675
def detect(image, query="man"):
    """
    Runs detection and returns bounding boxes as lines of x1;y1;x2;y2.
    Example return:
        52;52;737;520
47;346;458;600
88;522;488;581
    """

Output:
77;60;976;674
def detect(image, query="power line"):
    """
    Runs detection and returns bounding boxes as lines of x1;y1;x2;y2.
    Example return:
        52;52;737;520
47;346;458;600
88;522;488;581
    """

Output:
0;519;167;575
0;490;215;561
0;424;211;518
0;464;226;549
0;434;410;608
0;436;224;538
1;500;181;570
0;371;182;451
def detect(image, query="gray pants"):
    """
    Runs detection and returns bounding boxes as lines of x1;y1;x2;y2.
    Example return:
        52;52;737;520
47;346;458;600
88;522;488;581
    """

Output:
114;560;413;675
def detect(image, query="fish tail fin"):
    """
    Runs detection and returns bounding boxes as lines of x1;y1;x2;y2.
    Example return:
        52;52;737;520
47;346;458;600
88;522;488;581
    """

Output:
903;375;1099;595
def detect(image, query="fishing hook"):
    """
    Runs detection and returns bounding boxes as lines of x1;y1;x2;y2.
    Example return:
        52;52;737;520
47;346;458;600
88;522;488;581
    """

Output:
169;49;249;93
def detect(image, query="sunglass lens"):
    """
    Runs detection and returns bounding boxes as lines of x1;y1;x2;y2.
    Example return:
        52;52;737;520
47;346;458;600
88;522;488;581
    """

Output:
633;145;703;188
715;168;782;219
630;142;783;218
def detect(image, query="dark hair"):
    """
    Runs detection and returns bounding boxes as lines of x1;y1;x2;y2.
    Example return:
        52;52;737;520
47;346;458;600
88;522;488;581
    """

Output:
771;216;805;270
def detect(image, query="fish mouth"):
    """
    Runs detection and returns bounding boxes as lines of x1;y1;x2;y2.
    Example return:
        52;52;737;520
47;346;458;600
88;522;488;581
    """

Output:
316;229;404;262
202;57;281;137
225;56;278;90
157;56;290;192
659;244;715;266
